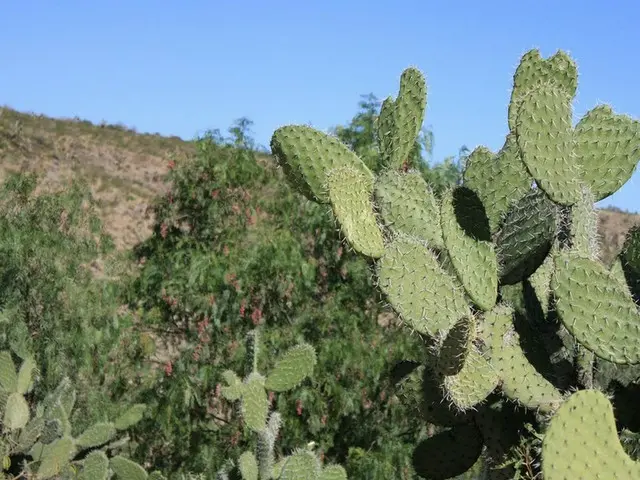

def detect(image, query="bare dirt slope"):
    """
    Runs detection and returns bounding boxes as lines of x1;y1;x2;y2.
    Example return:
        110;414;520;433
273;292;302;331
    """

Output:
1;105;638;267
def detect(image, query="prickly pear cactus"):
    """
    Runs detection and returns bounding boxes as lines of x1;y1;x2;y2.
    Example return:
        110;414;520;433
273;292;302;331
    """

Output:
271;48;640;479
0;349;163;480
218;328;346;480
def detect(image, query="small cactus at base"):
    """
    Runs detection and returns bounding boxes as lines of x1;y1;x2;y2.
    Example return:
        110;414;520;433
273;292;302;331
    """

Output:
0;348;164;479
218;328;342;480
271;47;640;478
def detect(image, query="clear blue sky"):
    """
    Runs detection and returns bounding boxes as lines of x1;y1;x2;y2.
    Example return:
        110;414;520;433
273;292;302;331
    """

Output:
2;1;639;212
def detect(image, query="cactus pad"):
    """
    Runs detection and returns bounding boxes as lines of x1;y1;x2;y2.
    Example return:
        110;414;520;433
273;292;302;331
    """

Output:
375;234;470;337
326;165;385;258
4;392;29;430
377;67;427;170
573;105;640;201
79;450;109;480
515;82;582;205
374;169;444;248
265;344;316;392
0;351;17;393
75;422;117;449
542;389;640;479
270;125;373;204
495;188;558;284
508;49;578;131
109;455;149;480
553;250;640;364
621;225;640;301
462;135;532;233
114;404;147;430
37;436;76;479
484;304;563;412
440;186;498;311
280;449;321;480
441;345;500;412
238;451;259;480
241;373;269;432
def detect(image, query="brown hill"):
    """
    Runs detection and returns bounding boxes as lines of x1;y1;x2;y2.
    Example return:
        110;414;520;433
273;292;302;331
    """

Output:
1;105;638;268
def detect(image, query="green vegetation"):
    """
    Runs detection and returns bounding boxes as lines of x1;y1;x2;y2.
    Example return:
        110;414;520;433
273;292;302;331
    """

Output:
0;47;637;480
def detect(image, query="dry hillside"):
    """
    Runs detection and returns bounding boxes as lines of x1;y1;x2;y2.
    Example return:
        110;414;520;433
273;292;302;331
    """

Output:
1;105;638;268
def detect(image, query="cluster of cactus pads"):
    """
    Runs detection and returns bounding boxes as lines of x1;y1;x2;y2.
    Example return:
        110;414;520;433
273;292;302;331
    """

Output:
217;328;347;480
270;49;640;479
0;350;164;479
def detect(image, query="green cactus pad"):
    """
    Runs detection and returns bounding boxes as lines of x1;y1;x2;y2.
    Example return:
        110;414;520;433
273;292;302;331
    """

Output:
270;125;373;204
620;225;640;301
435;316;475;375
272;457;287;479
412;423;484;480
47;400;72;437
79;450;109;480
374;169;444;248
508;49;578;131
75;422;117;449
110;455;148;480
594;356;640;389
569;187;600;260
148;472;167;480
611;257;629;285
495;188;558;284
238;451;259;480
15;356;35;395
114;404;147;430
221;370;244;401
326;165;385;258
280;449;321;480
515;82;582;205
4;392;29;430
376;96;395;162
265;344;316;392
375;234;470;337
542;389;640;479
484;304;563;412
528;249;556;316
40;418;63;444
462;135;532;233
378;67;427;170
15;416;45;453
241;373;269;432
319;464;348;480
552;250;640;364
573;105;640;201
0;351;17;393
440;186;498;311
37;436;76;479
441;345;500;412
